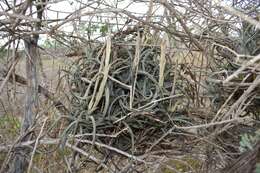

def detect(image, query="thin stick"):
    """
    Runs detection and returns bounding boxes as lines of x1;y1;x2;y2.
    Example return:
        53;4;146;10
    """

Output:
27;117;48;173
175;117;251;130
75;139;146;163
224;53;260;83
0;57;19;94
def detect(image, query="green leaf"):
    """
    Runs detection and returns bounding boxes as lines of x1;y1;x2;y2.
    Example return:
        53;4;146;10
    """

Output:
100;24;108;36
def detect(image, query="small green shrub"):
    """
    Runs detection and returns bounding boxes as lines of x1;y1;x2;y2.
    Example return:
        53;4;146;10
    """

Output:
239;130;260;152
0;114;21;138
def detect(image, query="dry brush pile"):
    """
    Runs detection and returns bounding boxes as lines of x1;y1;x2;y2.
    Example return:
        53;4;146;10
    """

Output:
63;36;205;172
62;24;260;172
0;0;260;173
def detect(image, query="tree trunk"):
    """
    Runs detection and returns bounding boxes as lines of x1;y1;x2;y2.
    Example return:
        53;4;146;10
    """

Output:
8;37;39;173
23;38;39;133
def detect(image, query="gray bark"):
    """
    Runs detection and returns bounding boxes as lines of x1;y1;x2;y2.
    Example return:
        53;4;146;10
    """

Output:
7;38;39;173
23;38;39;133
